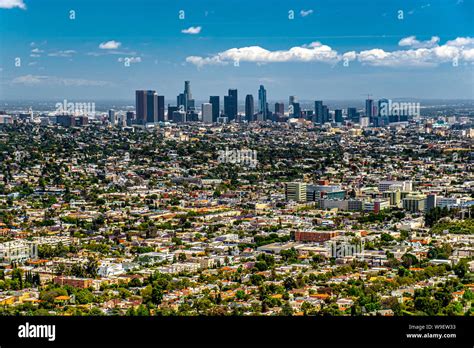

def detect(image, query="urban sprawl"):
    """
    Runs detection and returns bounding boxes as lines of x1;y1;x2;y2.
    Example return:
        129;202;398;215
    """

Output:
0;81;473;317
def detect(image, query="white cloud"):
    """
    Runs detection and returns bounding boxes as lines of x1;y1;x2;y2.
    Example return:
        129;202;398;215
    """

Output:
357;36;474;66
187;42;339;67
300;9;314;17
185;55;227;68
30;40;47;48
12;74;45;84
99;40;121;49
117;57;142;64
11;74;112;86
445;37;474;47
0;0;26;10
181;26;202;34
461;48;474;61
356;48;436;67
31;48;43;53
398;36;439;48
342;51;357;61
48;50;76;57
87;49;137;57
186;36;474;68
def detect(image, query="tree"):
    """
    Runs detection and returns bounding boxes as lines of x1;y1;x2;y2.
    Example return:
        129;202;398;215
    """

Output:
40;288;67;307
434;289;452;307
283;277;297;290
401;253;418;268
151;285;163;305
414;296;441;316
11;268;23;289
249;274;264;286
76;289;94;304
85;258;98;278
311;254;325;264
280;301;293;316
381;233;394;243
399;230;409;240
235;290;246;300
254;261;268;272
280;248;298;263
136;304;150;316
89;307;103;316
141;285;153;303
129;277;142;287
301;301;314;315
453;259;469;279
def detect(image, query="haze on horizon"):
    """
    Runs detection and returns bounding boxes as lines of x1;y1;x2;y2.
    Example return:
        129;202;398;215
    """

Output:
0;0;473;101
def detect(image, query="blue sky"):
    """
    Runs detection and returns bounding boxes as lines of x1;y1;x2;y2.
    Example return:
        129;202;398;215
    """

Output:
0;0;473;101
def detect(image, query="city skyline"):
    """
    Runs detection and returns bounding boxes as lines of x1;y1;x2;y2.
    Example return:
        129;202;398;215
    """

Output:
0;0;472;342
0;0;473;100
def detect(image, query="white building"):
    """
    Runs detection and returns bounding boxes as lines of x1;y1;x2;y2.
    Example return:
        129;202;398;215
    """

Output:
359;117;369;128
201;103;213;123
0;240;38;263
285;182;307;202
97;262;125;277
378;180;412;192
171;262;201;273
320;199;348;210
436;197;460;209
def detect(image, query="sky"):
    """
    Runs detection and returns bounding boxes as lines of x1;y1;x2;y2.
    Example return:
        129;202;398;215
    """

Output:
0;0;473;101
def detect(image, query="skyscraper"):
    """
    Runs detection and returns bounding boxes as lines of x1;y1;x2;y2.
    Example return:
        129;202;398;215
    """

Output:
347;107;359;123
172;110;186;123
187;110;199;122
292;102;301;118
274;102;284;116
167;105;178;122
224;89;238;121
245;94;254;121
202;103;213;123
289;96;299;118
258;85;267;120
224;96;231;119
322;105;329;123
314;101;323;124
184;81;192;101
378;98;390;126
177;93;187;111
334;109;343;123
209;96;220;123
175;81;194;112
135;90;158;125
186;81;195;110
146;91;158;123
378;99;389;116
135;90;146;125
157;95;165;122
366;98;375;123
126;111;135;126
108;109;116;124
